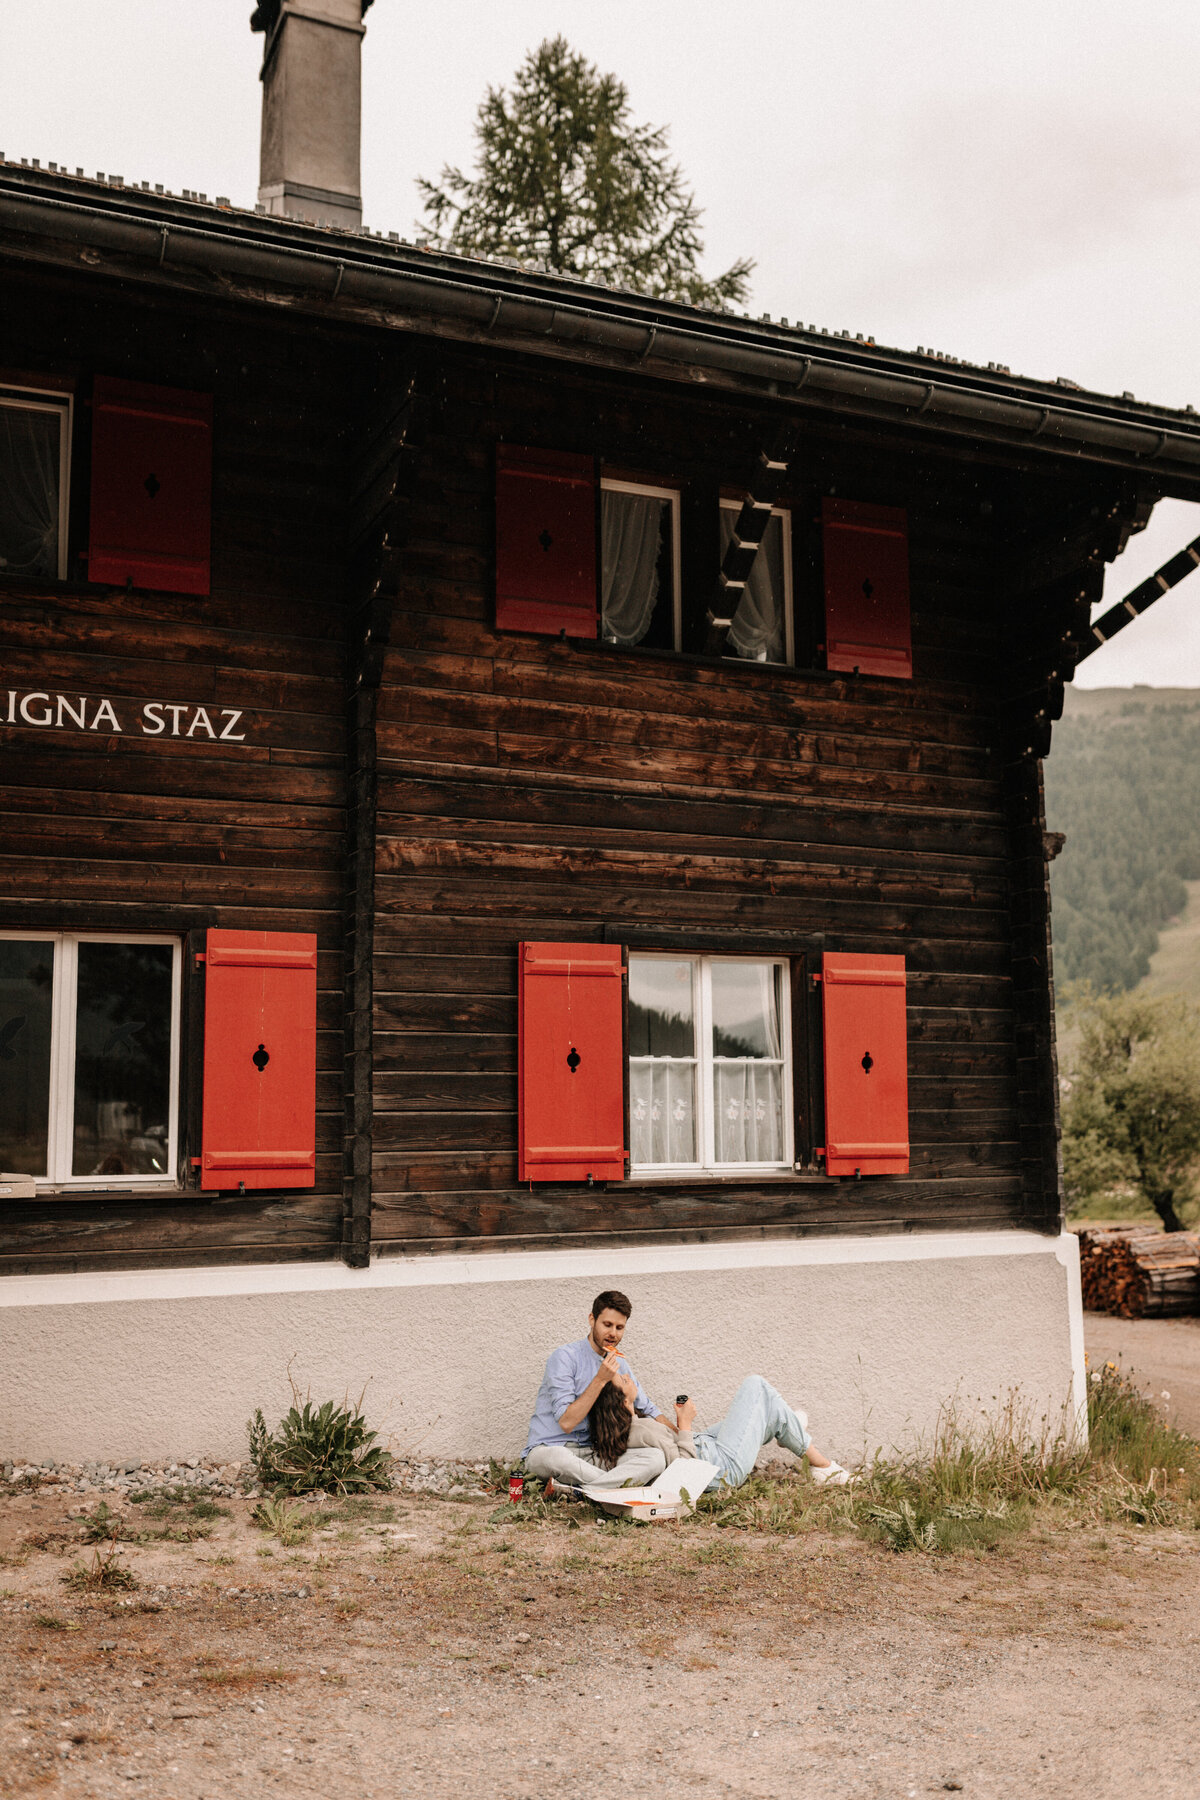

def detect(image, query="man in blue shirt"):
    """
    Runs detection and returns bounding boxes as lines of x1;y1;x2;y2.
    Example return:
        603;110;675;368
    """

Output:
523;1289;672;1490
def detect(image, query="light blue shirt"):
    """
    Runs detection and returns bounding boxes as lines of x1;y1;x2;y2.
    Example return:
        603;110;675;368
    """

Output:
523;1336;660;1456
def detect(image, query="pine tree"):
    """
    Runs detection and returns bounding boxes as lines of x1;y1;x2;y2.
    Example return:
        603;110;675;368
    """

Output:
417;37;753;308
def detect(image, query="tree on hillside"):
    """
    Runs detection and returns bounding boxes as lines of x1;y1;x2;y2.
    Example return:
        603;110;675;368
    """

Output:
1061;989;1200;1232
417;36;753;308
1045;697;1200;992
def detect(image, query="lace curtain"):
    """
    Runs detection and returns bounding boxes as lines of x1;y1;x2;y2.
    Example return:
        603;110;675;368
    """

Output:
713;963;785;1162
629;1061;696;1166
601;489;663;646
0;403;61;578
713;1062;784;1163
720;508;786;663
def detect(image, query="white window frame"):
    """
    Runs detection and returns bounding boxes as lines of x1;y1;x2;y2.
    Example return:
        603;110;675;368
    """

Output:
0;383;73;581
0;930;182;1191
629;953;793;1177
718;499;794;666
600;476;683;652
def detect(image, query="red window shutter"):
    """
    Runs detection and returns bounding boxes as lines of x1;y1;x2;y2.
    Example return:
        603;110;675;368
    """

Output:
200;929;317;1191
496;445;597;637
822;499;912;679
518;942;626;1181
88;376;213;595
821;951;909;1176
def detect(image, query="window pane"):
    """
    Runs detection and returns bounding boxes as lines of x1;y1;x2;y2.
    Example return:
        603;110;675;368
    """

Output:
712;962;785;1165
601;489;675;649
711;962;782;1058
629;958;695;1056
72;943;173;1178
721;508;787;664
0;940;55;1175
631;1062;697;1165
0;402;62;578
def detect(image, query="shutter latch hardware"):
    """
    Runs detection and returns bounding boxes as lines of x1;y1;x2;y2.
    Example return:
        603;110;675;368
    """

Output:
252;1043;270;1071
566;1046;581;1073
861;1051;874;1073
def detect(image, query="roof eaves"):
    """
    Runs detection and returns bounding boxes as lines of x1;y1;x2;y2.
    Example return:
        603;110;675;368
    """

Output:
3;159;1200;487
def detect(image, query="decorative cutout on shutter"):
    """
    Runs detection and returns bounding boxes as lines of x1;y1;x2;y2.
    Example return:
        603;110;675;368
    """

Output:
821;951;909;1176
88;376;213;595
200;929;317;1191
822;498;912;679
495;445;598;637
518;942;626;1181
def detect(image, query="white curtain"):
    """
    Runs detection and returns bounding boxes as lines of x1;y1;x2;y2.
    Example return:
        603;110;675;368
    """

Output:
712;965;785;1162
601;490;663;646
630;1061;696;1165
720;508;785;663
0;405;60;577
713;1063;785;1163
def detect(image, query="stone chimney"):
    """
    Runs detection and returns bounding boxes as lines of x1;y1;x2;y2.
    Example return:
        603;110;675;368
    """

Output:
250;0;373;229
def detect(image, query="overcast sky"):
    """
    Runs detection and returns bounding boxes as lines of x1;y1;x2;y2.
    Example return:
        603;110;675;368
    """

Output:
6;0;1200;685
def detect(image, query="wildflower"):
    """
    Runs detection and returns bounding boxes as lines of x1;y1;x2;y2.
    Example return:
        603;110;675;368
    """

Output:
1161;1391;1171;1400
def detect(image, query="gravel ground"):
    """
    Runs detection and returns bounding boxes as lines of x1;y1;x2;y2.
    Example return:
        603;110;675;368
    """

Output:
1;1479;1198;1800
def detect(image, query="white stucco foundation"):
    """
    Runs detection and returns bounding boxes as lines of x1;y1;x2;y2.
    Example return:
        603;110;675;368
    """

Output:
0;1229;1086;1467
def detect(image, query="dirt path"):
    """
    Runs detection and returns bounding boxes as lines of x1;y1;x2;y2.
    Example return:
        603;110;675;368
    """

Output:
2;1484;1197;1800
1085;1311;1200;1439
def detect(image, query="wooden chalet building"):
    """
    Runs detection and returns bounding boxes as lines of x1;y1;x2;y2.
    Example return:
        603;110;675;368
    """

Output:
4;2;1200;1465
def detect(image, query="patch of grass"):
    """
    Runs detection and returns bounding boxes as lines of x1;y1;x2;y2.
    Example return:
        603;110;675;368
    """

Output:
324;1496;394;1524
33;1612;75;1631
692;1538;747;1565
1089;1363;1200;1488
194;1660;297;1690
251;1498;313;1547
692;1375;1200;1555
77;1502;125;1544
63;1544;139;1592
247;1383;392;1497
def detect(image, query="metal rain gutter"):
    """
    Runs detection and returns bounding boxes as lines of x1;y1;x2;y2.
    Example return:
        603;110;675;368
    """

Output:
5;179;1200;483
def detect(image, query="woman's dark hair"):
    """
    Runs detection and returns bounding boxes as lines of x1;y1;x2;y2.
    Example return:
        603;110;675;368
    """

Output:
589;1379;634;1470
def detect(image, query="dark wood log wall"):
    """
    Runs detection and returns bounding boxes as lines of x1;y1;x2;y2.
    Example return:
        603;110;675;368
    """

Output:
0;273;355;1273
367;350;1099;1253
0;271;1148;1274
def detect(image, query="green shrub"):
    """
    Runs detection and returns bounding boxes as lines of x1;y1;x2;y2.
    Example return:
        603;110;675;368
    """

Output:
247;1391;392;1497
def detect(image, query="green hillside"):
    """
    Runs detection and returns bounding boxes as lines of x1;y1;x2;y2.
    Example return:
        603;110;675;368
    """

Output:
1045;688;1200;993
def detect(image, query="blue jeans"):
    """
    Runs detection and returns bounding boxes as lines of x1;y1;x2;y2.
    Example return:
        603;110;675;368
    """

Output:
693;1375;812;1491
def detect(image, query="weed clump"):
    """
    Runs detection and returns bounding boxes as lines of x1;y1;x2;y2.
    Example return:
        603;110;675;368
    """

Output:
251;1497;313;1546
248;1388;392;1496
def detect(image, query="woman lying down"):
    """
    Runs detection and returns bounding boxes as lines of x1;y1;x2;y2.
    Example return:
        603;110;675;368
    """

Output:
582;1375;854;1493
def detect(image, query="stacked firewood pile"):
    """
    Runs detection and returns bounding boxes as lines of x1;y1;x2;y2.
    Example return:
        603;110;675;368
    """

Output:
1078;1225;1200;1318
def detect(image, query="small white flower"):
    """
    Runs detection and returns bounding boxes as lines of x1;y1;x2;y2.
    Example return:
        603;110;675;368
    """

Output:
1161;1390;1171;1400
1090;1372;1101;1384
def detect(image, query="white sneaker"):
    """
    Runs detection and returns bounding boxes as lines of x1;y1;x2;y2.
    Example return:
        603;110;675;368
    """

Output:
809;1461;855;1487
